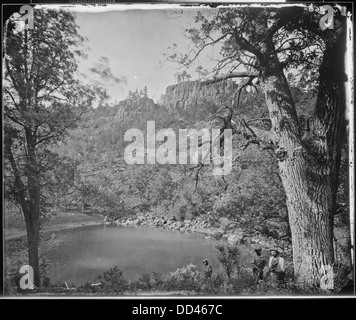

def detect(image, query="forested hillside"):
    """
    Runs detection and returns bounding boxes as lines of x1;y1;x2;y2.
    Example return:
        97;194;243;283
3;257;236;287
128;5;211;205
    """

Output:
47;77;348;255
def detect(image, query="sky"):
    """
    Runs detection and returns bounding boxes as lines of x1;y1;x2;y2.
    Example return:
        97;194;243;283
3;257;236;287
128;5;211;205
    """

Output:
73;7;217;103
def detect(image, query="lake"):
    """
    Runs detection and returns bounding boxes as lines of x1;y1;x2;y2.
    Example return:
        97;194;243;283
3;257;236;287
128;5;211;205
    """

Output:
45;225;241;285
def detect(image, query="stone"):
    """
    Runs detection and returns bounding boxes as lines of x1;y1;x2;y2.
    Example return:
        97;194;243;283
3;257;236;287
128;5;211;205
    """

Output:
219;217;231;228
227;233;244;246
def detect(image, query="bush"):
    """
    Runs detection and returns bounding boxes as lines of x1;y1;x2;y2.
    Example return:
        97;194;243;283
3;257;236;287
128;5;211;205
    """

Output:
216;244;242;278
166;264;203;291
224;268;256;294
97;266;128;294
130;273;153;291
152;272;164;288
200;273;226;295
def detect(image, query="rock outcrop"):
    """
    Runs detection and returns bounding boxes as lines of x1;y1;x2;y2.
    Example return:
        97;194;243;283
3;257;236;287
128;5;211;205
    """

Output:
115;97;167;122
109;213;292;257
162;80;238;121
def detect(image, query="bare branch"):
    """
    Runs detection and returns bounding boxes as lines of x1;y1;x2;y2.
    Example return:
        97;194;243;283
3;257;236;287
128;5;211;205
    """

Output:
185;33;232;66
201;71;258;86
35;108;86;146
37;80;66;101
246;118;271;125
240;139;260;151
5;112;26;128
5;88;19;108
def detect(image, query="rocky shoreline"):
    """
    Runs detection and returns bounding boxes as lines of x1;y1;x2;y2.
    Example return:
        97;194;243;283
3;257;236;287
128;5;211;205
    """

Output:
105;214;292;257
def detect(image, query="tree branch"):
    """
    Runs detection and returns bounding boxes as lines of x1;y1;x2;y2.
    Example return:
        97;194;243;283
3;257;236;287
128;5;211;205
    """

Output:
246;118;271;125
233;28;263;59
184;32;231;66
35;108;86;146
201;71;258;86
5;88;19;108
5;112;26;128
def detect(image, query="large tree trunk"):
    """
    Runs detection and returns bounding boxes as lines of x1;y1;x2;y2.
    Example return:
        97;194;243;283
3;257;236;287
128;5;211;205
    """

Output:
25;215;41;287
262;70;334;288
26;133;42;287
5;133;42;287
260;20;346;288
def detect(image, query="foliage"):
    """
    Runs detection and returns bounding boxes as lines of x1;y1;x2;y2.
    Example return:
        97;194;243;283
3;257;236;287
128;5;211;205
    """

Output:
96;266;129;294
216;244;242;278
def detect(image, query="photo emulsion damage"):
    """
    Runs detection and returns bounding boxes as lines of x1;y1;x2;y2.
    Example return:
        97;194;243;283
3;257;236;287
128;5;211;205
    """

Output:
2;2;354;298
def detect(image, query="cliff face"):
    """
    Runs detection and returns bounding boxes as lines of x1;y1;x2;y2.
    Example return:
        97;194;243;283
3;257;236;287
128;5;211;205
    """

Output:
115;97;166;122
113;80;239;123
162;80;238;121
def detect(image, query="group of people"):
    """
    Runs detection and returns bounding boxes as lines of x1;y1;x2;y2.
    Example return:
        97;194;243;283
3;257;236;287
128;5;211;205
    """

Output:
251;247;286;286
202;247;286;286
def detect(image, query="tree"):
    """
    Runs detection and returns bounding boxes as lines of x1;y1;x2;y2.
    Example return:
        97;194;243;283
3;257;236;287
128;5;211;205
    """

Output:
4;8;95;286
216;244;242;278
174;70;192;82
140;85;148;98
167;6;349;287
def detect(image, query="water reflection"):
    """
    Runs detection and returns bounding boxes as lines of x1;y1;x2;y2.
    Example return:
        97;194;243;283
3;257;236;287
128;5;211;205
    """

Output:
46;225;223;285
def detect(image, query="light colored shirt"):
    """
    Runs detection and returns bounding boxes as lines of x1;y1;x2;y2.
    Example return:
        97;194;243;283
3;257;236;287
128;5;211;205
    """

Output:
268;256;285;272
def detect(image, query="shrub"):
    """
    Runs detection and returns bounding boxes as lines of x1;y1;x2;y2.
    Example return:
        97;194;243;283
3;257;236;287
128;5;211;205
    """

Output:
169;264;200;282
216;244;242;278
167;264;202;291
97;266;128;294
152;272;164;288
200;273;226;295
224;268;256;294
130;273;152;290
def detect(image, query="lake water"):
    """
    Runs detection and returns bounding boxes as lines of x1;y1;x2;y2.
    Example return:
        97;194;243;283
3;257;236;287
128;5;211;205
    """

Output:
45;225;238;285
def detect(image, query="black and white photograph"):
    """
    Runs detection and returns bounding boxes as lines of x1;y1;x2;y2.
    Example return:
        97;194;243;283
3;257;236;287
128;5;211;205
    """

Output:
2;1;355;299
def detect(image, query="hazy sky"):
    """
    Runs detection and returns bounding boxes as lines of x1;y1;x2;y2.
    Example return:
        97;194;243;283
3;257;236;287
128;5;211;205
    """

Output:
74;7;217;103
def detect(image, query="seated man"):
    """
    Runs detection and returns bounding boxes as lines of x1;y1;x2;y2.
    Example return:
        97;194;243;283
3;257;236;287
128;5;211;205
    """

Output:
266;248;286;286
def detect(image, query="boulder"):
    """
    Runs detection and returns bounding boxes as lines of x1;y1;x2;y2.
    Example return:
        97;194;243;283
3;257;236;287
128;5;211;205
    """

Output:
227;232;244;245
219;217;231;229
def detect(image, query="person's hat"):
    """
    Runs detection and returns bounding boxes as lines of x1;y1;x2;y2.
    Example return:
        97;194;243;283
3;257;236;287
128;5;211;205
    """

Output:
269;248;281;254
254;247;262;252
203;259;208;263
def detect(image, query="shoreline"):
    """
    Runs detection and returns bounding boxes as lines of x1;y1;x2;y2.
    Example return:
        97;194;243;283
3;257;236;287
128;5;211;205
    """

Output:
4;221;104;241
5;212;293;257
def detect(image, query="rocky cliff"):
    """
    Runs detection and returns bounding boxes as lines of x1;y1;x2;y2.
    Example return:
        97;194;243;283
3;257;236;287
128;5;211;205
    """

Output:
162;80;239;121
115;96;167;122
